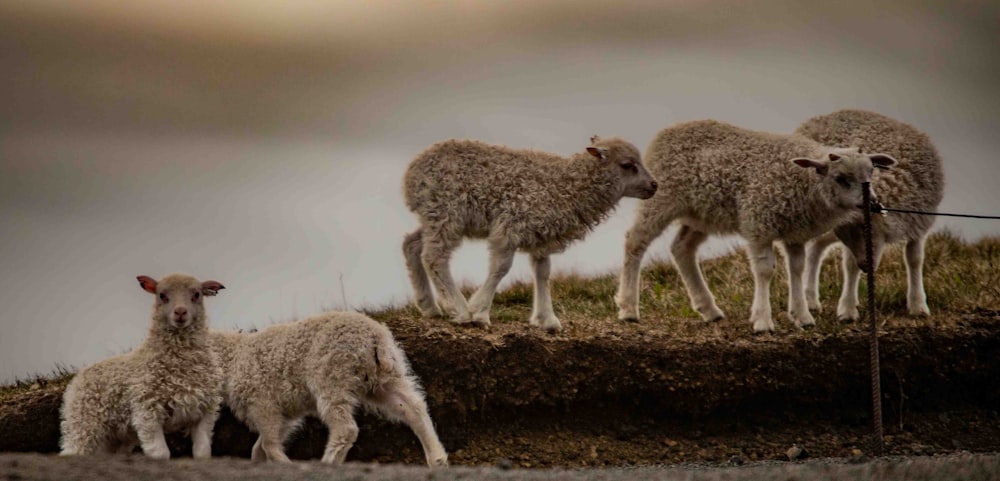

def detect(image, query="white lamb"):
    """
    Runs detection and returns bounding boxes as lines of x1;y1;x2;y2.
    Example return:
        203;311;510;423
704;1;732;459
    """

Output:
209;311;449;467
60;273;225;459
403;136;658;332
795;109;945;321
615;120;897;333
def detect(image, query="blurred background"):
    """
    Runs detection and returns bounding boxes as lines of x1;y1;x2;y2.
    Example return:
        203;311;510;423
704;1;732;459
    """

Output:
2;0;998;382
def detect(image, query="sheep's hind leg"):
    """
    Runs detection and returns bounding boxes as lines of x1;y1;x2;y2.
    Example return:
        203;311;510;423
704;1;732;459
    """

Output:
421;231;471;324
366;378;449;467
783;241;816;329
804;231;838;312
316;398;359;464
466;238;515;327
616;202;674;322
249;408;292;463
746;241;777;333
529;254;562;333
672;225;725;322
403;228;442;317
252;418;302;462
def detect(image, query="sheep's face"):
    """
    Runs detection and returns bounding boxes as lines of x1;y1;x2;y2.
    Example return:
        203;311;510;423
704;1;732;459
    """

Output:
587;136;658;200
138;273;225;331
791;149;897;212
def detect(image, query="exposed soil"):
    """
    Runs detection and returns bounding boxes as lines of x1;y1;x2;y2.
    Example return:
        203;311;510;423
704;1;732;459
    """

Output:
2;310;999;468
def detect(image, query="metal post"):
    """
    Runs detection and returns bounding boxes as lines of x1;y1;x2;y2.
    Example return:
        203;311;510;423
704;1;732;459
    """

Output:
862;181;884;456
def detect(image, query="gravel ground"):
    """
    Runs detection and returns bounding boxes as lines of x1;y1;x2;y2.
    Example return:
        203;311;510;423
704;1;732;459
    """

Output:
2;453;1000;481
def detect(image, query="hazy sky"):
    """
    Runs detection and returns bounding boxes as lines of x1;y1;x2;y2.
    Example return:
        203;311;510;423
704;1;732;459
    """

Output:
2;0;999;382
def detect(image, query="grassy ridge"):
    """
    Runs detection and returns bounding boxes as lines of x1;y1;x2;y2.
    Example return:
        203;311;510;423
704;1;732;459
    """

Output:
368;231;1000;334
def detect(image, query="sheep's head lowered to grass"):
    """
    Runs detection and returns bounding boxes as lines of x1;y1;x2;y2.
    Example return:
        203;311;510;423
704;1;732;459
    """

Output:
138;274;225;330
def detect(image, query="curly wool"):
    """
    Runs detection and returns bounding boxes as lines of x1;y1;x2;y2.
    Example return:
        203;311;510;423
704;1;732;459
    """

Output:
795;109;945;319
616;119;893;333
403;138;637;256
641;120;856;244
60;274;223;457
795;109;944;246
209;311;448;466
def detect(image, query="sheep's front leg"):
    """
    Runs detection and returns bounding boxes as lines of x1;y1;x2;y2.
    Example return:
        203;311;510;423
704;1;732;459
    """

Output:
905;236;930;317
804;231;838;312
467;239;515;327
783;242;816;329
529;255;561;333
746;241;777;333
191;410;219;459
838;242;885;322
132;412;170;460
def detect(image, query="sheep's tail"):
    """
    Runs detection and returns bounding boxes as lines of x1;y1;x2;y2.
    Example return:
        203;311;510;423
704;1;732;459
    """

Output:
369;322;419;390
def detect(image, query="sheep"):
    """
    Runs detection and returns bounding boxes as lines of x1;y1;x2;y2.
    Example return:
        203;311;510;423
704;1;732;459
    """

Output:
402;135;658;332
614;120;898;333
795;109;945;321
60;273;225;459
208;311;449;467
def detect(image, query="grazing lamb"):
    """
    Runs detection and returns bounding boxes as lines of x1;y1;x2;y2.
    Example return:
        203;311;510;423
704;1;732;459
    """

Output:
615;120;897;333
60;274;225;459
403;136;658;332
209;311;448;467
795;109;945;321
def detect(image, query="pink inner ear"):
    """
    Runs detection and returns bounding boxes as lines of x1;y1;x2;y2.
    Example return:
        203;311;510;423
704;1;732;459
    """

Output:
828;153;841;161
201;281;225;295
137;276;157;294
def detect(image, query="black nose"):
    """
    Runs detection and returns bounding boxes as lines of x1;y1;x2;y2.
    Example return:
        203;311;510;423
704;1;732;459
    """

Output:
650;180;658;190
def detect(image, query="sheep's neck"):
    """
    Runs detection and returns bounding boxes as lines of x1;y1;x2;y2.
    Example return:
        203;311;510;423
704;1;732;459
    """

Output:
557;155;620;231
144;321;210;352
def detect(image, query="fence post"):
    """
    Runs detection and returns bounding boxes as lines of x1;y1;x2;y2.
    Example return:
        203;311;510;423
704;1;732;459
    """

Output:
862;181;884;456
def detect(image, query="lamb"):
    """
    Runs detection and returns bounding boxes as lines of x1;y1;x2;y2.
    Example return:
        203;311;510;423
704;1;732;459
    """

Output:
402;136;658;332
614;120;897;333
795;109;945;321
60;273;225;459
208;311;449;467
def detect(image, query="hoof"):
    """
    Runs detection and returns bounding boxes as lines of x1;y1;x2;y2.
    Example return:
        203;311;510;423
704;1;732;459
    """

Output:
620;316;641;323
707;314;725;323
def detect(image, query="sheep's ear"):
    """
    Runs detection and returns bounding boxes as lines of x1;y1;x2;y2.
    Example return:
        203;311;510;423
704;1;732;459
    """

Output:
586;146;608;160
868;153;897;170
590;135;600;145
828;153;841;162
201;281;225;297
791;157;828;176
137;275;158;294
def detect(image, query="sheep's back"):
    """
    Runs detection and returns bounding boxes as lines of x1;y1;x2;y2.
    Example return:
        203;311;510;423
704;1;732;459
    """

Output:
645;120;821;236
402;140;567;236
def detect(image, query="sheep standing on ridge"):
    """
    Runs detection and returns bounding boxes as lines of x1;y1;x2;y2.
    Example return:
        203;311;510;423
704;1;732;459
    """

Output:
615;120;897;333
60;274;225;459
403;136;658;332
795;109;945;321
209;311;449;467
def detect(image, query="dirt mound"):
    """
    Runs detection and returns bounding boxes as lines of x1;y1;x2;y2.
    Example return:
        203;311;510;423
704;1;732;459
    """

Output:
2;311;999;467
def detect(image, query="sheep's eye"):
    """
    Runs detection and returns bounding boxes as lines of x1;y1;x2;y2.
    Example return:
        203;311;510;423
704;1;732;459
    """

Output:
159;293;168;302
620;162;638;172
192;291;201;301
835;175;851;188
